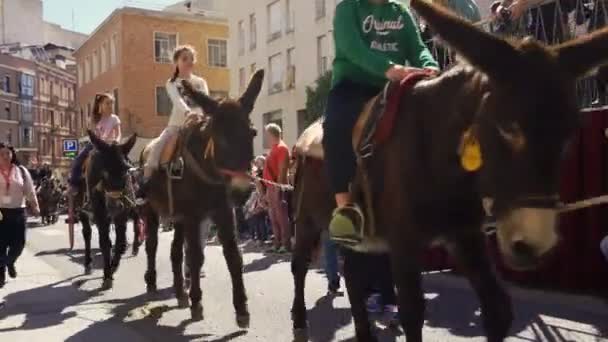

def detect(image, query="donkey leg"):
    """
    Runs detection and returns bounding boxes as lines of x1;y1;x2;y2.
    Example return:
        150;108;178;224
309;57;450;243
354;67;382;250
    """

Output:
132;213;141;256
389;242;425;342
342;249;378;342
451;233;513;342
290;219;319;340
110;219;127;274
185;220;204;321
81;214;93;275
214;208;249;328
144;210;159;293
97;221;113;290
171;223;188;308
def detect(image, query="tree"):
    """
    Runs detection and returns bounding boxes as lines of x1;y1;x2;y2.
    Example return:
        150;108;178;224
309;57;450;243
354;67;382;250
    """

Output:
304;71;332;126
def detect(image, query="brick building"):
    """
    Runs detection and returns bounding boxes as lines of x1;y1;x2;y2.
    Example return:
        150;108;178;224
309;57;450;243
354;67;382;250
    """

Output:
35;61;78;177
74;7;229;146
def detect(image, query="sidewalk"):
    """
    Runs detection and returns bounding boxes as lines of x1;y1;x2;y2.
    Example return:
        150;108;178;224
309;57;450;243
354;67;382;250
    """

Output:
0;247;146;342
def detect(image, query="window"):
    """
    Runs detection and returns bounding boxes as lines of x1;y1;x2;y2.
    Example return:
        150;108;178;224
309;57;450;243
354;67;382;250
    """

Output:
113;88;119;114
3;76;10;93
208;39;227;67
267;1;282;41
238;20;245;56
250;63;256;74
110;34;118;66
92;50;99;79
297;109;308;135
21;100;33;121
101;42;108;73
22;127;32;146
77;64;83;86
4;103;10;120
286;0;295;32
85;57;91;83
20;74;34;96
239;67;246;92
287;48;296;89
6;129;12;145
317;35;328;76
268;53;283;94
249;14;257;50
315;0;326;19
154;32;177;63
156;86;172;116
263;110;283;148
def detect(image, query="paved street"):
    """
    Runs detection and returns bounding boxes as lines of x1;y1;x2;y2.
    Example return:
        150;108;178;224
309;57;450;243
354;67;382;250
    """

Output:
0;217;606;342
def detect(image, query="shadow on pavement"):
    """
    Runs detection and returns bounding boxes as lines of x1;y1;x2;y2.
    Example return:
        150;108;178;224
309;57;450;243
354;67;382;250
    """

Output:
0;276;101;333
36;248;103;271
423;278;608;341
64;287;248;342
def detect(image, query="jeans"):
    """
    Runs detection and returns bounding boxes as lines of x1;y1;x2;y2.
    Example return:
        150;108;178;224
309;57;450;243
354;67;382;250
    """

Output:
248;212;269;241
0;208;27;270
323;80;382;194
322;230;340;286
69;143;93;186
601;236;608;262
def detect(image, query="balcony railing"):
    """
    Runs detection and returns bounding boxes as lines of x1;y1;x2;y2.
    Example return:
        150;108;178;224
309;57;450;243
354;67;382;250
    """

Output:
417;0;607;109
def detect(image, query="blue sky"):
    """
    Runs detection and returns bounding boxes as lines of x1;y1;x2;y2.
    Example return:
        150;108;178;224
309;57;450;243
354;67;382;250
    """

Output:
43;0;179;34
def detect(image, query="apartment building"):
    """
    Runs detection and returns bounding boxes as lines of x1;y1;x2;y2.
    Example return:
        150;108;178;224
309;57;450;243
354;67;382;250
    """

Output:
228;0;340;154
74;6;229;143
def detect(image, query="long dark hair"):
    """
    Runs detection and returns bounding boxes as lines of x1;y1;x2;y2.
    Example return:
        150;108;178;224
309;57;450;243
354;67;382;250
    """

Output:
0;142;21;165
170;45;197;83
91;93;114;125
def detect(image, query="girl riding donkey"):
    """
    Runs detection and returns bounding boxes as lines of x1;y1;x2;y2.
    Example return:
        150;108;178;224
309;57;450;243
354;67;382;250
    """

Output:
68;93;122;207
137;45;209;201
325;0;439;244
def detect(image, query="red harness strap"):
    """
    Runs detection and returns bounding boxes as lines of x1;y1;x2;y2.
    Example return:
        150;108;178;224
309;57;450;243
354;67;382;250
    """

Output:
373;71;432;145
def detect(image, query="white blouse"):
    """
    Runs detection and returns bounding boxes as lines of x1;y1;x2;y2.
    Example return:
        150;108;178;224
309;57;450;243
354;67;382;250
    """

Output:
0;165;38;210
165;75;210;127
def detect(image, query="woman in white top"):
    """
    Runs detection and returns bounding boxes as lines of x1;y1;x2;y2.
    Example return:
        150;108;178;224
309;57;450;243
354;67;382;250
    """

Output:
140;45;209;192
0;143;39;287
68;93;121;188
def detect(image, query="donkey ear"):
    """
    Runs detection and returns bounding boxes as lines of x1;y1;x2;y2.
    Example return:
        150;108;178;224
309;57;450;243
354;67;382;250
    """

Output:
88;130;110;152
554;27;608;79
409;0;519;82
120;134;137;155
181;80;219;115
239;69;264;112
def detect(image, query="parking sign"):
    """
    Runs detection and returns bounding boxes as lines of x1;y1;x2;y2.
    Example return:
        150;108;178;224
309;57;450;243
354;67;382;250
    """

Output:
63;139;78;158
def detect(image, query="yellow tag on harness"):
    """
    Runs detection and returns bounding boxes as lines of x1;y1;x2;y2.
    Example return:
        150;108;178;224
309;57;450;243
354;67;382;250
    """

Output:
460;128;482;172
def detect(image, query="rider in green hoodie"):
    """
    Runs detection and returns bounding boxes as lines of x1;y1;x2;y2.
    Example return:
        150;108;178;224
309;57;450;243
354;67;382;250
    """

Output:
325;0;439;245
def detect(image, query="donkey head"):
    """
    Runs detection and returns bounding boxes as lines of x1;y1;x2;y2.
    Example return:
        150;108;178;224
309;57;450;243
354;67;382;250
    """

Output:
412;0;608;269
181;70;264;190
88;131;137;215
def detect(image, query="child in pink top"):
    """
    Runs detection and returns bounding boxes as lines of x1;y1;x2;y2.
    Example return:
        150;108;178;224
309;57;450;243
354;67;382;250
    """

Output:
68;93;121;188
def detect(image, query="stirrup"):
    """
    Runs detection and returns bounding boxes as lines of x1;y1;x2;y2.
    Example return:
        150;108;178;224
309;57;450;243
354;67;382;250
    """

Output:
165;157;184;180
329;204;365;246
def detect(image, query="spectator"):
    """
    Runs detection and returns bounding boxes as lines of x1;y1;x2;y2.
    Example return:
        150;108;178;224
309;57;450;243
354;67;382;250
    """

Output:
601;235;608;262
263;124;291;254
0;143;39;288
245;158;269;246
587;0;607;105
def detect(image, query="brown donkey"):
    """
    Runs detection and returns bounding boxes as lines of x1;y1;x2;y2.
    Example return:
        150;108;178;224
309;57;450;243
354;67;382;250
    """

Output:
290;1;608;341
140;70;263;324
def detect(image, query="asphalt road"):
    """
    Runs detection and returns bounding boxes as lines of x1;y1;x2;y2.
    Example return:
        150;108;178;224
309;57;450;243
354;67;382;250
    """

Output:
0;217;606;342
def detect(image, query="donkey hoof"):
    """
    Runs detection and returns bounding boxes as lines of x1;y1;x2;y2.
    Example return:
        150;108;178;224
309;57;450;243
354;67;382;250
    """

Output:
177;296;190;309
293;327;309;342
146;284;157;294
236;313;250;329
84;265;92;275
101;278;113;290
131;247;139;257
190;304;204;321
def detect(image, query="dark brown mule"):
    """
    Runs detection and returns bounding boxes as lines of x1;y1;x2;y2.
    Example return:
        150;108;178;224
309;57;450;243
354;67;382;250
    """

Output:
291;1;608;341
139;70;264;324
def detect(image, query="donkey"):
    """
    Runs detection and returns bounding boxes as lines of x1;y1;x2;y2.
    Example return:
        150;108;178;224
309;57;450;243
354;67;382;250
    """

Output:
140;70;263;324
290;1;608;341
85;131;137;289
37;178;61;225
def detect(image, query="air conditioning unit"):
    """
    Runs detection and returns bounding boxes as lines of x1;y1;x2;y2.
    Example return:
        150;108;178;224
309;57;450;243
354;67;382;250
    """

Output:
286;65;296;89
